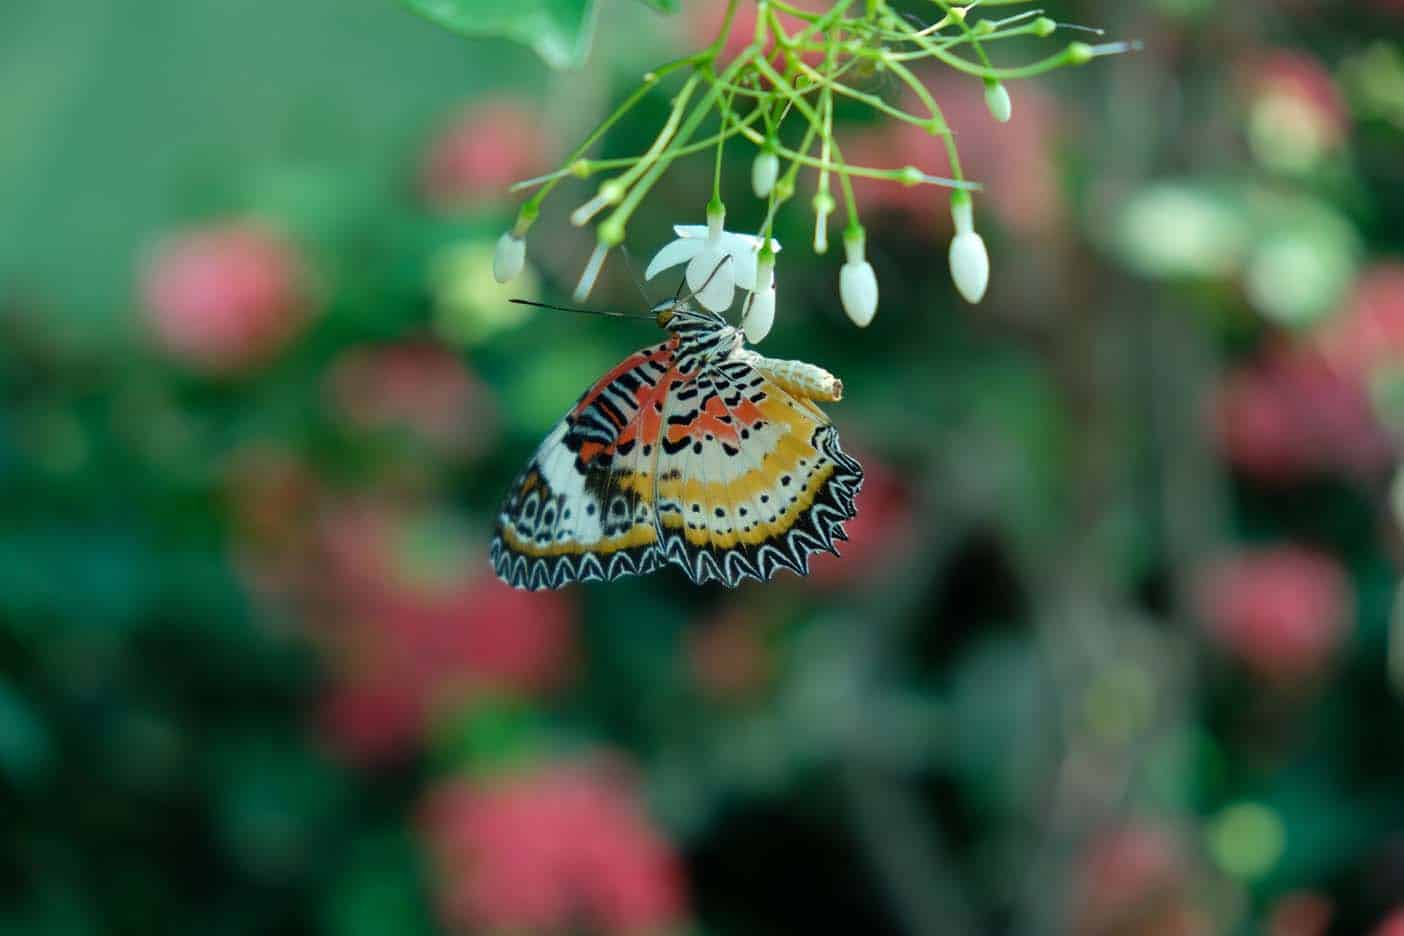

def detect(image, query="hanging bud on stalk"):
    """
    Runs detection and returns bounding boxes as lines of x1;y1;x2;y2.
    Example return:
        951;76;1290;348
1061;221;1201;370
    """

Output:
752;148;780;199
984;79;1012;123
948;192;990;304
493;232;526;284
574;241;610;302
840;227;878;327
742;250;777;343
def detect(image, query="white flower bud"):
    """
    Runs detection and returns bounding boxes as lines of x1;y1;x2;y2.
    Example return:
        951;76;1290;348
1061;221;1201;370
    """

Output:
840;232;878;327
949;231;990;304
573;242;609;302
570;180;624;227
984;80;1012;123
492;232;525;284
752;150;780;199
812;191;835;254
742;286;776;343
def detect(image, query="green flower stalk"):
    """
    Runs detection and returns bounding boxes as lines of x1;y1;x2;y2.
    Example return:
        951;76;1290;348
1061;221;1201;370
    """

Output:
504;0;1133;325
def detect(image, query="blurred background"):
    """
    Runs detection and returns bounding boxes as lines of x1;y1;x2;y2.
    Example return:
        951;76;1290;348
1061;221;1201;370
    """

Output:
2;0;1404;933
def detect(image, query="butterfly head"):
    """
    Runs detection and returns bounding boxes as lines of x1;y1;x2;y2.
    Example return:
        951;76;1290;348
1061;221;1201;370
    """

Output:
651;296;725;332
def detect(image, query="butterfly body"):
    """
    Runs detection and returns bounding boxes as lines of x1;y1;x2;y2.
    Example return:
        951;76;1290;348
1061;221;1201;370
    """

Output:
491;297;862;590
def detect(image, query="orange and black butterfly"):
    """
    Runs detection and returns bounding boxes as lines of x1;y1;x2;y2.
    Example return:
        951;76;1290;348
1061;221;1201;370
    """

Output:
491;293;862;590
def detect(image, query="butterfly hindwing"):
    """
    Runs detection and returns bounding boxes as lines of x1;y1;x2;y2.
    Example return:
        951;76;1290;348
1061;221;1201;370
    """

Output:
654;356;863;586
490;340;680;590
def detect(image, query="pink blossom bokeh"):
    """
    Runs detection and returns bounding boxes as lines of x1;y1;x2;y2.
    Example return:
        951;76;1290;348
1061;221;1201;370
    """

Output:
1375;908;1404;936
1315;264;1404;380
688;608;772;701
1266;891;1333;936
1214;345;1393;485
1073;821;1210;936
313;500;578;764
809;450;914;587
325;340;497;459
843;68;1066;240
1195;545;1353;685
419;99;549;210
141;221;311;374
421;760;687;934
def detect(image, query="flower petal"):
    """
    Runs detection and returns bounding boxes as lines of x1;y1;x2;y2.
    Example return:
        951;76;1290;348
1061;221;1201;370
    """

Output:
742;286;776;343
720;231;781;255
672;224;708;240
730;244;763;292
686;248;736;312
645;238;704;281
723;234;781;292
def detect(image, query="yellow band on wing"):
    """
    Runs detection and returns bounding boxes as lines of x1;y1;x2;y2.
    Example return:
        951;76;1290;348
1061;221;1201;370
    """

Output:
498;518;656;558
661;461;837;548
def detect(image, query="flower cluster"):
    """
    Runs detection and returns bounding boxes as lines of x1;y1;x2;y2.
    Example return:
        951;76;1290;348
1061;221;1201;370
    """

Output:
492;0;1133;336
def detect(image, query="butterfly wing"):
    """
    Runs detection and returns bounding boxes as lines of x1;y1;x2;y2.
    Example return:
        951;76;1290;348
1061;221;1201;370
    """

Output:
654;356;863;586
491;339;681;590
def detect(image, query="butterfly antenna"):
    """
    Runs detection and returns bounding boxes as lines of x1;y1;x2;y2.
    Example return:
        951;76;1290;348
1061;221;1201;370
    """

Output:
509;298;653;321
619;245;653;307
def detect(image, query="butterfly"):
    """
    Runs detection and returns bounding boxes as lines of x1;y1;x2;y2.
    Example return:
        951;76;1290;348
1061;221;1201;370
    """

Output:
490;291;863;590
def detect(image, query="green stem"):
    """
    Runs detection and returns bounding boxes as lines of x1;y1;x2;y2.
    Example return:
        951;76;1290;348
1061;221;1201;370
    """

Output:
882;57;963;179
510;108;767;192
928;0;995;71
604;71;701;198
748;53;865;212
895;22;1088;80
720;107;977;190
768;0;822;21
602;46;760;237
789;59;949;134
713;80;736;203
518;57;692;223
798;22;1049;60
704;0;741;59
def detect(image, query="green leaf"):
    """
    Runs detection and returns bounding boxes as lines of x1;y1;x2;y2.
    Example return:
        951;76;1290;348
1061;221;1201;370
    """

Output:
398;0;600;69
637;0;678;10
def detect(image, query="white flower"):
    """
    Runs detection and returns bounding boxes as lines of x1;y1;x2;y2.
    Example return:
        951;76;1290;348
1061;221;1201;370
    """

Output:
644;206;781;312
839;230;878;327
492;232;525;284
984;80;1012;123
752;150;780;198
741;252;777;343
948;193;989;303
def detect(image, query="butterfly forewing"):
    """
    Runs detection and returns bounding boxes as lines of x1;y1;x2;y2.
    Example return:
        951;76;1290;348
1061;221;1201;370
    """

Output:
490;340;677;590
